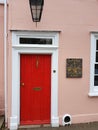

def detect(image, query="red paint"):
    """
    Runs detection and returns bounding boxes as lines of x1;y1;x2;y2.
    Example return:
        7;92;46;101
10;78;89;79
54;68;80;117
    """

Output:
20;54;51;125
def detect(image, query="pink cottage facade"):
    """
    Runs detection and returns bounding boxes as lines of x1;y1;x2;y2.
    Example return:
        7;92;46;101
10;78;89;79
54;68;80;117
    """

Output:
1;0;98;129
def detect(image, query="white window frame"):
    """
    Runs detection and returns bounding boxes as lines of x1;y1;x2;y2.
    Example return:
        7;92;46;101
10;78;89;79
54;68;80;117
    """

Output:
10;31;59;130
89;33;98;96
0;0;4;4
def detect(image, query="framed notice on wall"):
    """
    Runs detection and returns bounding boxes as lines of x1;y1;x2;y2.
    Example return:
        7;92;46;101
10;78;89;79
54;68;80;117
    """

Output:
66;58;82;78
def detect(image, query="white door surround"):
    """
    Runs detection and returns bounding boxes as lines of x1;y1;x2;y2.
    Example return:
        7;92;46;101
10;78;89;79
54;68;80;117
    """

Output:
10;31;59;130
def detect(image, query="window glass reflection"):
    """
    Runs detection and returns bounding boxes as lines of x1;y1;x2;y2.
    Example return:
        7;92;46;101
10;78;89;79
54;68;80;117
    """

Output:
20;38;52;45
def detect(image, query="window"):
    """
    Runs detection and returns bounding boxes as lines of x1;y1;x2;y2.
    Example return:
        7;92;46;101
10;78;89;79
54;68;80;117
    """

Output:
89;33;98;96
20;38;52;45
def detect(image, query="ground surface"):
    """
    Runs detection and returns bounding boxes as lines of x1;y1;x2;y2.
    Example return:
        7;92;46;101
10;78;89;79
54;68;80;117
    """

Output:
4;122;98;130
17;122;98;130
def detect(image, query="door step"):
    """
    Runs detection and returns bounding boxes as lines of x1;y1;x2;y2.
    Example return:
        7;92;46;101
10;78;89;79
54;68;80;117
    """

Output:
0;115;5;130
19;124;51;129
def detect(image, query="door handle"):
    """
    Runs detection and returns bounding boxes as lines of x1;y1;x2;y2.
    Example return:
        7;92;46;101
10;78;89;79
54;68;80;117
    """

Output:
33;87;42;91
20;82;25;86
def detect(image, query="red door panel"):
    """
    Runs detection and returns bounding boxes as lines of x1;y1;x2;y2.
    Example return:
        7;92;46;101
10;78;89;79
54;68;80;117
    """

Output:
20;54;51;125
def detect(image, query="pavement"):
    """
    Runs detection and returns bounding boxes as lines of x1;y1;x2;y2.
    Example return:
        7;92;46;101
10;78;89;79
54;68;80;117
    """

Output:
0;116;5;130
3;122;98;130
17;122;98;130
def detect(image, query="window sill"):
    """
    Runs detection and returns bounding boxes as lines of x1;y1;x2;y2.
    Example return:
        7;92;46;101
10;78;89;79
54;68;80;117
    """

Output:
88;92;98;97
0;0;4;4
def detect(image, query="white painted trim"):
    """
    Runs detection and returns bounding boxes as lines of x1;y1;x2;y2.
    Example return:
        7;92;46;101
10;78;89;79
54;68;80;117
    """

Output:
10;31;59;130
89;33;98;96
10;116;18;130
0;0;4;4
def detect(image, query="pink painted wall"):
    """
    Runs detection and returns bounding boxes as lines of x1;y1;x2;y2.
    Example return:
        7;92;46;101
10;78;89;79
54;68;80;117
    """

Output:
0;4;4;116
8;0;98;126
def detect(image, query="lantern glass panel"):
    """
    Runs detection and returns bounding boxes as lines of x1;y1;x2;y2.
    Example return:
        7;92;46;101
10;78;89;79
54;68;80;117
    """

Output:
36;10;41;18
37;5;42;9
31;5;36;10
33;12;37;19
31;5;41;10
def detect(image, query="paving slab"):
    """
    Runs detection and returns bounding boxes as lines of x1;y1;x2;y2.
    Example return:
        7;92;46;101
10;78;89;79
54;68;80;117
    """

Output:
17;122;98;130
0;116;5;129
4;122;98;130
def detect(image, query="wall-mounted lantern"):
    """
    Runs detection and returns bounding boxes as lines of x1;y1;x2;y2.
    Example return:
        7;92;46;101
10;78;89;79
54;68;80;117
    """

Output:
29;0;44;22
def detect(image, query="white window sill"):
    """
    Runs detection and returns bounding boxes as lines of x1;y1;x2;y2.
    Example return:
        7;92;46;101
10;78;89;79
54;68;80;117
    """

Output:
88;92;98;97
0;0;4;4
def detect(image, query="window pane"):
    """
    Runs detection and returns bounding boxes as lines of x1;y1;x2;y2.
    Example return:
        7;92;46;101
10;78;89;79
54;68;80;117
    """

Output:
20;38;52;45
96;52;98;62
96;40;98;50
94;76;98;86
95;64;98;74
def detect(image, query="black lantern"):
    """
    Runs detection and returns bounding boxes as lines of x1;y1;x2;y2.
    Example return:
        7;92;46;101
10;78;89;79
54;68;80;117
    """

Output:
29;0;44;22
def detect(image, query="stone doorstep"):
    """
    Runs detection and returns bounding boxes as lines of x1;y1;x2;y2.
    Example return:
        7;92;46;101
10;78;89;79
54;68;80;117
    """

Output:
19;124;51;129
0;116;5;129
19;125;41;129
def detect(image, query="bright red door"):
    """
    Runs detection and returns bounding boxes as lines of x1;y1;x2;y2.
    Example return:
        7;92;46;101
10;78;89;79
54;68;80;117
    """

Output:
20;54;51;125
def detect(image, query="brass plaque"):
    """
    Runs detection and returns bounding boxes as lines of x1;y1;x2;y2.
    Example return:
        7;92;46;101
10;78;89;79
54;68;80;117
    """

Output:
66;59;82;78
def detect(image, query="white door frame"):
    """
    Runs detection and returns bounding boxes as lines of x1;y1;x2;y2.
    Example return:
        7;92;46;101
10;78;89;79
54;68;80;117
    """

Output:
10;31;59;130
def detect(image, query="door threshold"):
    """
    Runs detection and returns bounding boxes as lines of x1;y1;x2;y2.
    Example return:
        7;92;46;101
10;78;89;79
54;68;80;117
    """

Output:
19;125;41;128
19;124;51;129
